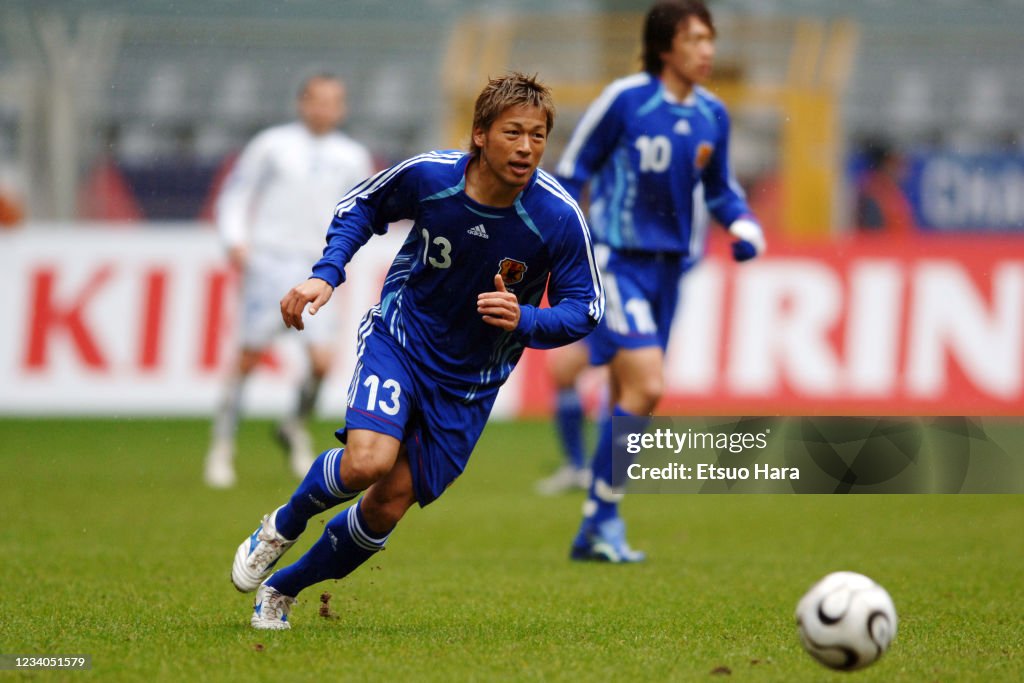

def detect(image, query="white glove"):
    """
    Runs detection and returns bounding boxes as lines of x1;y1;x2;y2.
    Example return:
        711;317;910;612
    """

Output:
728;218;766;261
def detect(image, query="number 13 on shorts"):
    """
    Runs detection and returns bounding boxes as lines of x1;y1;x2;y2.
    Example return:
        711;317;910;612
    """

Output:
359;374;402;416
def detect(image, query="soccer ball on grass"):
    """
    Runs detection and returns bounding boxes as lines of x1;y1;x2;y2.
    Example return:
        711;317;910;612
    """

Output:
795;571;897;671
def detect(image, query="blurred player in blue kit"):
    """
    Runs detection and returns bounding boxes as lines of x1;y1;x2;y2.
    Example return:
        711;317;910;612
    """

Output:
229;73;604;629
555;0;766;562
204;74;373;488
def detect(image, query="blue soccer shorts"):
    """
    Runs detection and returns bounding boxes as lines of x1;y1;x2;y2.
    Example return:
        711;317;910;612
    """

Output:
585;250;690;366
338;318;496;507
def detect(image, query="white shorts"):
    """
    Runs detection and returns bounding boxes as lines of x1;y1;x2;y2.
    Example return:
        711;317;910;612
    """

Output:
239;251;338;349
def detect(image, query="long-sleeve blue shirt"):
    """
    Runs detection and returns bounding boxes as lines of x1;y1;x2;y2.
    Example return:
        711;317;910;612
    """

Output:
311;151;604;398
556;73;753;256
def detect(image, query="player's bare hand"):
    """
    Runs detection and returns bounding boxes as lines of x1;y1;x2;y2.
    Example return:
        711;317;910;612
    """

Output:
478;273;520;331
227;244;249;271
280;278;334;330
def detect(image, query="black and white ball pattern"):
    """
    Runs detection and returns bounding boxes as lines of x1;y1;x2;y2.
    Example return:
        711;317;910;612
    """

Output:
795;571;897;671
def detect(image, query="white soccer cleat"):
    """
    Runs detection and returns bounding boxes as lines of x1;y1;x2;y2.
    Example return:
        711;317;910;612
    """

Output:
535;465;591;496
251;582;296;630
203;439;236;489
232;508;297;593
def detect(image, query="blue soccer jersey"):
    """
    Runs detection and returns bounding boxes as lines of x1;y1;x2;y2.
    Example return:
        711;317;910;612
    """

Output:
311;151;603;399
556;73;752;255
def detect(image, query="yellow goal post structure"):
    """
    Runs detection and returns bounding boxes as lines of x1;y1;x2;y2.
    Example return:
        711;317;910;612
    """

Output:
441;11;858;239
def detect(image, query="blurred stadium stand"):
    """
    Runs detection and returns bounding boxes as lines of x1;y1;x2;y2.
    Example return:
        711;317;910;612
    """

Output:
1;0;1022;230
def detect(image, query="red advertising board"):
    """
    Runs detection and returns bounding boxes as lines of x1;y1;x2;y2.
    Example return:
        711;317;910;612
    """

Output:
1;227;1021;417
519;235;1024;416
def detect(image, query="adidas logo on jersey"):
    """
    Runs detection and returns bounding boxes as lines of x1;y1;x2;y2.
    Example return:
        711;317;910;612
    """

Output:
673;119;692;135
467;224;489;239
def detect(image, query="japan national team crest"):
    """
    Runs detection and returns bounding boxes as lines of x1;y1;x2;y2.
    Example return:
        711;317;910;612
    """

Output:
695;141;714;171
497;257;528;287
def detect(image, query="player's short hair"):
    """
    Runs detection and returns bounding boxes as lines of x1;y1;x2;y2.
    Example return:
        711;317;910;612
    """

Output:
297;72;343;99
641;0;716;75
469;72;555;157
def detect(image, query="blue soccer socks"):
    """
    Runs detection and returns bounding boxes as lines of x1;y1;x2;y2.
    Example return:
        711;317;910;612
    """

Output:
555;387;586;470
585;405;649;525
571;405;650;562
266;500;391;598
274;448;359;540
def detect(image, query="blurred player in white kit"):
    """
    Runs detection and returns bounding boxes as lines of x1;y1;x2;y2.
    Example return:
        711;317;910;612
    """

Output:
204;73;373;488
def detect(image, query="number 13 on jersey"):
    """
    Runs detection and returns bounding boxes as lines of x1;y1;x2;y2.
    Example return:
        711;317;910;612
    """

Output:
421;228;452;269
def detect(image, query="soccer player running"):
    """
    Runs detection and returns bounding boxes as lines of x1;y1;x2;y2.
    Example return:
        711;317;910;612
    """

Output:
230;72;604;629
204;74;373;489
556;0;766;562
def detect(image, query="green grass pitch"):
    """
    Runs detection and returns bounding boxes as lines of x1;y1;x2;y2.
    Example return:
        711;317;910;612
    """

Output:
1;417;1022;681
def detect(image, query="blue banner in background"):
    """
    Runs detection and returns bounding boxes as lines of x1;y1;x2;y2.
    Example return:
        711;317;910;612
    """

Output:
903;153;1024;233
